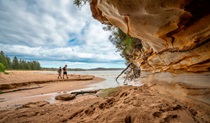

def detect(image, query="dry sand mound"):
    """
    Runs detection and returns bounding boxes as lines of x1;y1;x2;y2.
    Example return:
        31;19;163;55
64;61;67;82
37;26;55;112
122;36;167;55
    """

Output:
0;85;209;123
0;71;95;90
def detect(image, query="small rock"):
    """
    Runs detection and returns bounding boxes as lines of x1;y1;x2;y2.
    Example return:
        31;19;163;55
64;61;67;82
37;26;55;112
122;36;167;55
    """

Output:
55;94;76;101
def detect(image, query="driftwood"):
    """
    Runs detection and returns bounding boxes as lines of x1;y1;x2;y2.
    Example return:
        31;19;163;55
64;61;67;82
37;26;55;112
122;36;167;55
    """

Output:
115;63;131;83
71;89;101;95
116;63;141;85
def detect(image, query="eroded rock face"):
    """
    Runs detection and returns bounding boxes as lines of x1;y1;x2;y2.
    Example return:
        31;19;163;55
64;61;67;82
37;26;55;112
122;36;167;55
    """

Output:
91;0;210;72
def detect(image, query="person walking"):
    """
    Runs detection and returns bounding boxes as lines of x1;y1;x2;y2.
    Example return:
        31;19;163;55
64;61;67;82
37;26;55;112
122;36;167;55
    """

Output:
57;67;62;79
63;65;68;79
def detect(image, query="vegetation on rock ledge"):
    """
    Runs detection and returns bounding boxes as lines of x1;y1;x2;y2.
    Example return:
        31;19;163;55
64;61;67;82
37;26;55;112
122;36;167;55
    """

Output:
104;25;137;63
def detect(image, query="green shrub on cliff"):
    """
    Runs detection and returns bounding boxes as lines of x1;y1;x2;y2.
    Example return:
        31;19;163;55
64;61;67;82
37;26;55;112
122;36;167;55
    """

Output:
106;27;137;63
113;31;134;59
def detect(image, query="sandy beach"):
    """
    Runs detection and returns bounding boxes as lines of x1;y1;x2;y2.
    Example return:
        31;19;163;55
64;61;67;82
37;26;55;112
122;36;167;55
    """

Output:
0;71;209;123
0;71;104;109
0;71;98;89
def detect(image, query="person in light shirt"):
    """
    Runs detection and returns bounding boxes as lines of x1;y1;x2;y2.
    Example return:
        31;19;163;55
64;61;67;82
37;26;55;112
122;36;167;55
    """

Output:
57;67;62;79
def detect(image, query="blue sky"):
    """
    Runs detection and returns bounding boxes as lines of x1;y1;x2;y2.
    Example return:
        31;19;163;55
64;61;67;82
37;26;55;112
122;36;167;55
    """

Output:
0;0;126;69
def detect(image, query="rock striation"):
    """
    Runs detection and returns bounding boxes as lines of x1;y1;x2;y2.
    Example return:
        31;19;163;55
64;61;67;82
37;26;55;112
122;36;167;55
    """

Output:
90;0;210;73
90;0;210;109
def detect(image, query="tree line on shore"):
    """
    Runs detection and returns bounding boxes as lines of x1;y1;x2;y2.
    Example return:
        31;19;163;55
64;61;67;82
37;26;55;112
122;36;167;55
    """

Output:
0;51;41;71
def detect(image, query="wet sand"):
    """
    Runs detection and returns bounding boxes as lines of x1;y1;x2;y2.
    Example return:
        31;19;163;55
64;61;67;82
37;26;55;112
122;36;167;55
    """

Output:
0;71;104;109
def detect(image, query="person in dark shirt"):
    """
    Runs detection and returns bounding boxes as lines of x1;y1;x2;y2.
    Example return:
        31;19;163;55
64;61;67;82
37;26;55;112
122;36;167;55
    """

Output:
63;65;68;79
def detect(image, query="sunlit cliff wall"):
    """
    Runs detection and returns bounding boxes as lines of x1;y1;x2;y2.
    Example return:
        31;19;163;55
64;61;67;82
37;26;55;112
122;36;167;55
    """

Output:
90;0;210;112
90;0;210;73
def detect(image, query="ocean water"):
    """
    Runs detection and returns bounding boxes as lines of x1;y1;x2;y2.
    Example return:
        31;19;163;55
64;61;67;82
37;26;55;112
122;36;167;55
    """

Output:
42;70;143;90
71;70;124;89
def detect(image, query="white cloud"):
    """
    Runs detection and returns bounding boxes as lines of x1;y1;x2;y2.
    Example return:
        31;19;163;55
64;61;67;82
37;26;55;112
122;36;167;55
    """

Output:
0;0;125;68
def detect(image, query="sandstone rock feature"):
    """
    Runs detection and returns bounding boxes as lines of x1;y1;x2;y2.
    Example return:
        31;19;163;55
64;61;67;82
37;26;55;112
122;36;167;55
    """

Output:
91;0;210;72
55;94;76;101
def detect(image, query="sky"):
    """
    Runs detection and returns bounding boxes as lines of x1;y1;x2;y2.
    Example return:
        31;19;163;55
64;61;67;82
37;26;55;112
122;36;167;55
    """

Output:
0;0;126;69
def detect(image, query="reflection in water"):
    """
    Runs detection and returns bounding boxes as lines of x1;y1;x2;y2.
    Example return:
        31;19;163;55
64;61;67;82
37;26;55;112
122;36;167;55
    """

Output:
64;70;143;89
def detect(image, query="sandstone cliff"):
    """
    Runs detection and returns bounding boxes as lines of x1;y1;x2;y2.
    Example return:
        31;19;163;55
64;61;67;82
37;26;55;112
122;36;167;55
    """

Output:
90;0;210;116
90;0;210;73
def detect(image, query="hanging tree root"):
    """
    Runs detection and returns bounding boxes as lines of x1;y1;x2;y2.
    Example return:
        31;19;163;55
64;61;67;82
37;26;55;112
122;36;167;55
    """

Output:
116;63;141;85
115;63;131;83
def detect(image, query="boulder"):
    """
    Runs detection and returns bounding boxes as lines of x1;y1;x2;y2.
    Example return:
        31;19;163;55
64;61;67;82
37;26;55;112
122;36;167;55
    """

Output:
55;94;76;101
